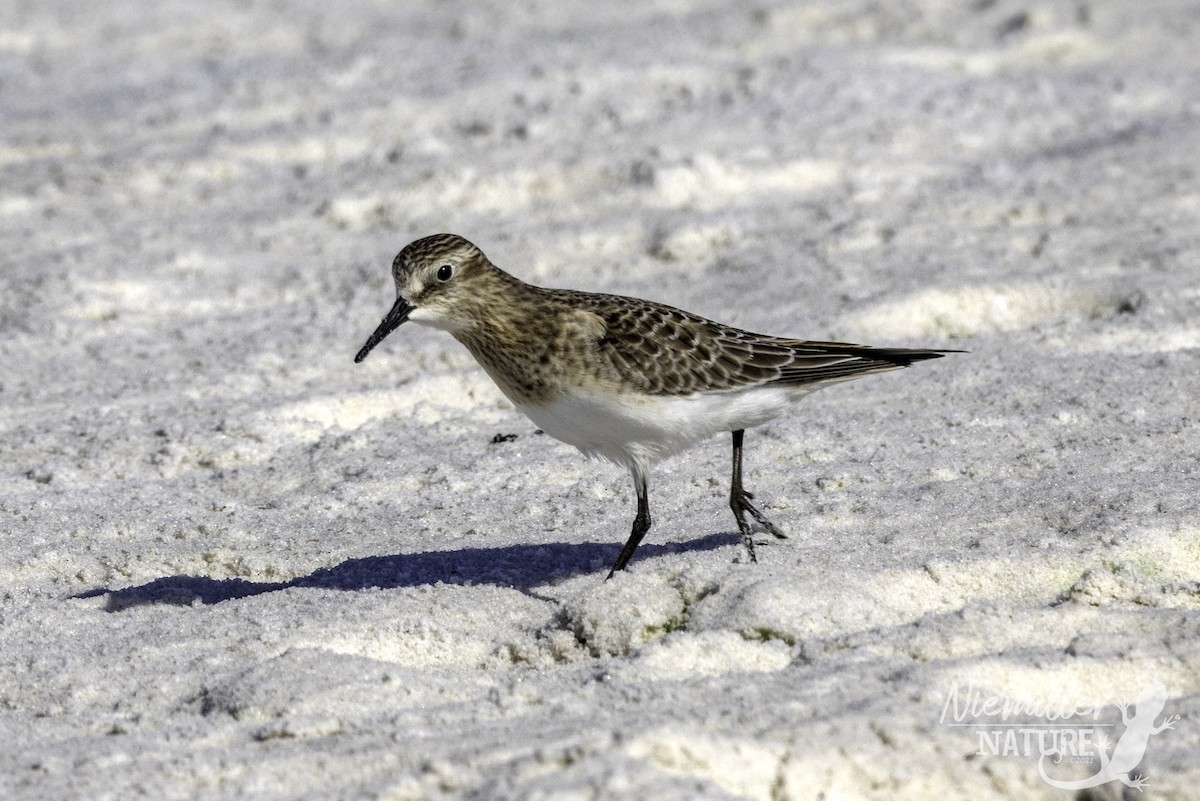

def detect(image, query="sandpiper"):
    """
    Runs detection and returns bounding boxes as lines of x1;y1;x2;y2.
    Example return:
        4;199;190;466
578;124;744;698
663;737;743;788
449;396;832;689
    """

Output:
356;234;953;578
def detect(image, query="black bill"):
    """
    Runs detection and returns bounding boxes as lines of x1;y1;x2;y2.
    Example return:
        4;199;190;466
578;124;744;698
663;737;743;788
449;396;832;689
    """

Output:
354;296;415;363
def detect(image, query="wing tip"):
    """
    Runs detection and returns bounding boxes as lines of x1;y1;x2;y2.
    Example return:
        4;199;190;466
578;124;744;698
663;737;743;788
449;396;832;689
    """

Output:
892;348;965;366
841;346;965;368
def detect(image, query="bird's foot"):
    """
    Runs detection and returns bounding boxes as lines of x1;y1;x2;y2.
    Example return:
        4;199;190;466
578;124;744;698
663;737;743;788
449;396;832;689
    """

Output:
731;489;787;563
734;489;787;540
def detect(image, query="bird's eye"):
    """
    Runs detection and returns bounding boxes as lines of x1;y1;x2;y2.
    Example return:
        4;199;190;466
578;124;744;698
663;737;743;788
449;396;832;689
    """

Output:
436;264;454;282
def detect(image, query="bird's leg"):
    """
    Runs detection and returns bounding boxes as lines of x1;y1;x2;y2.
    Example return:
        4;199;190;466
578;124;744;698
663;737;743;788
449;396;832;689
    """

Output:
606;471;652;579
729;429;787;562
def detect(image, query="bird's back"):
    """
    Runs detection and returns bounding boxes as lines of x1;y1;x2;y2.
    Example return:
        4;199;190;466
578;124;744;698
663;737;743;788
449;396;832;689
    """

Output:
543;287;949;397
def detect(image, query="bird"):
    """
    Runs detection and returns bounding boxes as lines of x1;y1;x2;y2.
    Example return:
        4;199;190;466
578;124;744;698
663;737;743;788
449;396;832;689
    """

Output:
355;233;954;578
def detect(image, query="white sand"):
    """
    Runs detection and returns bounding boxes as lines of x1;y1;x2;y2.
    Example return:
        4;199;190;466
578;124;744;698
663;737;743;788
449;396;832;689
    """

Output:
2;1;1198;798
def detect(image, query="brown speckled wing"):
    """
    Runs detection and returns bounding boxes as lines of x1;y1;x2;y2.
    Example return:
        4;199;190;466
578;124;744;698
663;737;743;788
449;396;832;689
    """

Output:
572;292;948;397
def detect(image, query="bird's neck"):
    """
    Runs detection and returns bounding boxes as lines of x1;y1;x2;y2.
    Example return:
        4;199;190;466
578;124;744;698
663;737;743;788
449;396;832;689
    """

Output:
451;279;568;407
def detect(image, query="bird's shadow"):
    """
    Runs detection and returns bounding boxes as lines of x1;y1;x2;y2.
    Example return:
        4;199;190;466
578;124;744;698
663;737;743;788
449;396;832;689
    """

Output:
74;533;736;613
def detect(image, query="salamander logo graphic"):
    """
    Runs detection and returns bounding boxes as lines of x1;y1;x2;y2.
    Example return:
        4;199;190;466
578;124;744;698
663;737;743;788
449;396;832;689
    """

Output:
1038;681;1175;792
940;680;1178;792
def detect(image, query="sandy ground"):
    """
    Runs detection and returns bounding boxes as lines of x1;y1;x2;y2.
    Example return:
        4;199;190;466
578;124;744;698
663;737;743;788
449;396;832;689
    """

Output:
2;1;1199;798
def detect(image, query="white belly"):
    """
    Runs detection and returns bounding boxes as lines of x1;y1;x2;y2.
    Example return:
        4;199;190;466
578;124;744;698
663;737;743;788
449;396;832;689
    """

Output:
516;386;811;474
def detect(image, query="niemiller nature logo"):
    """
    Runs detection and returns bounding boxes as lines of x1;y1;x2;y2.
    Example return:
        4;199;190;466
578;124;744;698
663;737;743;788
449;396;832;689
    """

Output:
940;681;1178;791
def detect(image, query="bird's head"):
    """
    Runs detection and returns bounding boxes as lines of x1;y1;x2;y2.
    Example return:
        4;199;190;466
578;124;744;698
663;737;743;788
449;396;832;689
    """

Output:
355;233;492;362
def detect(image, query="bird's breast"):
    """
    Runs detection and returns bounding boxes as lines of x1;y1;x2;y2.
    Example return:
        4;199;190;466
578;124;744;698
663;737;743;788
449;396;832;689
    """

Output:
454;307;610;406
